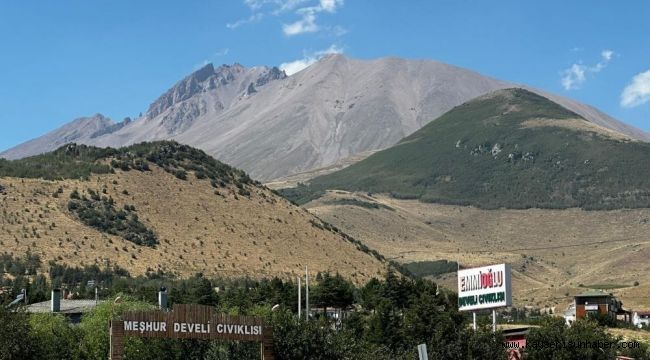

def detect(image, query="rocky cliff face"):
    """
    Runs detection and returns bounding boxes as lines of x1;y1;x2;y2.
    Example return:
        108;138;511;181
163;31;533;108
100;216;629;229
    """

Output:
2;55;648;181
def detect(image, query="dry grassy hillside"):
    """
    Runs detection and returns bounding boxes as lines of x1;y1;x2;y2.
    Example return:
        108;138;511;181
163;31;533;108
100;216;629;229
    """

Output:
0;168;386;282
306;191;650;308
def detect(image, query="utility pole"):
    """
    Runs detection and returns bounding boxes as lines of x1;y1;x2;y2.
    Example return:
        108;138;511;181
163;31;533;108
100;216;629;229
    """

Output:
305;266;309;321
298;277;302;319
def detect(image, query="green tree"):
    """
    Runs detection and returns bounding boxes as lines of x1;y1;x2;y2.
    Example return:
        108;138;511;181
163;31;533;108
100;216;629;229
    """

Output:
525;317;619;360
0;307;36;360
78;294;154;360
428;326;507;360
313;272;354;311
365;298;404;352
271;310;365;360
359;277;382;310
29;313;82;360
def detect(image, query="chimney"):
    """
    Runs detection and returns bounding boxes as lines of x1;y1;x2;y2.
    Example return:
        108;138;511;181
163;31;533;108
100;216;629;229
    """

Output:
51;289;61;313
158;287;168;311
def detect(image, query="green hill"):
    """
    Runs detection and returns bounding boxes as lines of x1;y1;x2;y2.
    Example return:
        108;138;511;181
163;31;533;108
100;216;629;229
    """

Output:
286;88;650;209
0;141;254;186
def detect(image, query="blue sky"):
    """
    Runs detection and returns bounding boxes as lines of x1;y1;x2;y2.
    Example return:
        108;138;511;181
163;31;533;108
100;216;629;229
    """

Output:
1;0;649;151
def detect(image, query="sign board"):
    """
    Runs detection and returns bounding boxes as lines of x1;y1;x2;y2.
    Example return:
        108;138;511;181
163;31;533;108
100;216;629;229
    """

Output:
457;263;512;311
584;304;599;311
110;304;273;359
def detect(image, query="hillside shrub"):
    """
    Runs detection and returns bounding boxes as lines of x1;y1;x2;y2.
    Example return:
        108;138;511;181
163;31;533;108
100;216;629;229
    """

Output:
67;190;157;246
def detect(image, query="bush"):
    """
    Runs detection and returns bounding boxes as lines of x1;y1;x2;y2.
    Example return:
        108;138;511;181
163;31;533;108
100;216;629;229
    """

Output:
67;190;157;247
0;141;254;189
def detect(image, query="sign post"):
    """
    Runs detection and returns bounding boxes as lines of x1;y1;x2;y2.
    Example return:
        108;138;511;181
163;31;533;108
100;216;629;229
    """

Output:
298;277;302;319
109;304;274;359
417;343;428;360
457;263;512;332
472;312;477;330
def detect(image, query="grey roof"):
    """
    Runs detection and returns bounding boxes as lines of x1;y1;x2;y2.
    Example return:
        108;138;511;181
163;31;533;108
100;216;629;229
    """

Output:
575;290;613;298
26;299;103;314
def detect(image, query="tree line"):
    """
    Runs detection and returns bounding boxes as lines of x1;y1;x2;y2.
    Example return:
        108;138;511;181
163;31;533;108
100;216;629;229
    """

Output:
1;268;649;359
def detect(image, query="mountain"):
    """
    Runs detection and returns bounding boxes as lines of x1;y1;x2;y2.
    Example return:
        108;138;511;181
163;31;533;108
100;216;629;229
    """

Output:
0;142;387;281
288;88;650;210
0;114;114;160
2;55;649;181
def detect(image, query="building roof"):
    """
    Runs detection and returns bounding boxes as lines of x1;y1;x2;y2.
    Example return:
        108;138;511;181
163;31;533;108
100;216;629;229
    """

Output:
575;290;613;298
26;299;103;314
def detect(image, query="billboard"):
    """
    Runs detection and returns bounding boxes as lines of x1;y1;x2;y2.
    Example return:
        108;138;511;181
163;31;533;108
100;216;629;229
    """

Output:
457;263;512;311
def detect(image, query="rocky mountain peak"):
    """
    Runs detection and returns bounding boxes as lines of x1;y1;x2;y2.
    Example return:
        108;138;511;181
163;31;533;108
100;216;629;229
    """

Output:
256;66;287;86
190;63;215;82
146;64;219;119
145;63;288;120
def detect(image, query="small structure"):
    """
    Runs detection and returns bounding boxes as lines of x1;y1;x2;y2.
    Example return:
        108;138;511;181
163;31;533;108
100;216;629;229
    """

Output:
633;311;650;328
25;288;102;323
573;290;630;322
563;303;576;325
308;307;349;321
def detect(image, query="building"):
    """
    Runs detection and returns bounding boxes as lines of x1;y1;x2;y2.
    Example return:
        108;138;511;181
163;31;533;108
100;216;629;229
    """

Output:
25;289;102;323
573;290;631;322
633;311;650;328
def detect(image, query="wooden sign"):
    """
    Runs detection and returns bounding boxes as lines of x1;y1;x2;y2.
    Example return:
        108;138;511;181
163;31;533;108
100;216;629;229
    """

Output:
109;304;274;359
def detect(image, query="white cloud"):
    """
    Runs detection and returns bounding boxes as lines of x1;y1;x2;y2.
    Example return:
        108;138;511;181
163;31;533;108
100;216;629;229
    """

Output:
560;49;616;90
243;0;272;10
315;44;343;56
621;70;650;108
279;44;343;75
245;0;307;12
215;48;230;56
319;0;343;12
282;0;344;36
561;64;587;91
274;0;310;14
282;11;319;35
601;49;614;61
226;13;264;29
230;0;345;36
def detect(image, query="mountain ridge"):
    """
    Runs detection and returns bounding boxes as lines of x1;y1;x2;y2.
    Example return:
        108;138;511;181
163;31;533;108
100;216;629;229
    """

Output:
2;55;648;182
